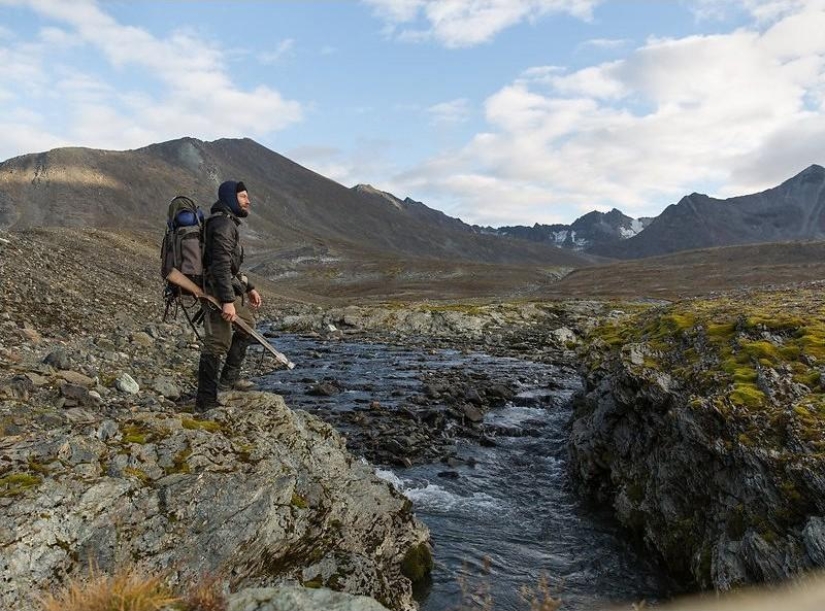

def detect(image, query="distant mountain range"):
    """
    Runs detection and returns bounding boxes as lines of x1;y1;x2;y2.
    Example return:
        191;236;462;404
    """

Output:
477;208;653;252
592;165;825;258
0;136;822;277
481;165;825;259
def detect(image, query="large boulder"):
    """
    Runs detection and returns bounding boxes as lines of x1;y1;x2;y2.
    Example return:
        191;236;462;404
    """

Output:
0;392;430;611
569;289;825;591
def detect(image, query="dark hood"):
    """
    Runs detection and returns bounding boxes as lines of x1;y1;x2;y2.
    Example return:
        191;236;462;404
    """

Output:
217;180;242;216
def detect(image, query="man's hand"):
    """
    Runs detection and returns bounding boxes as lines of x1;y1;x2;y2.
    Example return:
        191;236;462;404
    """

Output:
221;302;237;322
248;288;262;309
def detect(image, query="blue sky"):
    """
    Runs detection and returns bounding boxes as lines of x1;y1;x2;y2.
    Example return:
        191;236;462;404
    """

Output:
0;0;823;226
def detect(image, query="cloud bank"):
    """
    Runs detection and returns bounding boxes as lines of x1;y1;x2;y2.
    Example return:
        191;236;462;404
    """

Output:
362;0;601;48
0;0;302;160
375;0;825;225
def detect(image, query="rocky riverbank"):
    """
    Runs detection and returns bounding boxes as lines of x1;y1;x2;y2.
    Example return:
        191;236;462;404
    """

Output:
0;227;612;609
569;286;825;591
261;297;624;467
0;228;437;609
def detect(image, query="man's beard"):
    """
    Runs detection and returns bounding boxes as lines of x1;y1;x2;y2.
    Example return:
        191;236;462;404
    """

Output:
237;207;249;218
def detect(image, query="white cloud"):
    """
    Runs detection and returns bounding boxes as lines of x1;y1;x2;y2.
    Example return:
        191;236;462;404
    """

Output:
362;0;602;48
690;0;822;23
577;37;631;52
260;38;295;64
287;139;400;190
388;3;825;225
0;0;302;159
428;98;472;124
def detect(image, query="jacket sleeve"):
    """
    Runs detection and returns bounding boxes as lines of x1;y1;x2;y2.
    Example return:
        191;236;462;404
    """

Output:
207;217;237;304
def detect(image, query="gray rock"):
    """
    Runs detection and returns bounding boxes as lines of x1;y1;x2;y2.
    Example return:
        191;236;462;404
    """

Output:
548;326;576;345
570;335;825;591
151;376;180;399
95;419;120;441
228;586;390;611
803;517;825;565
56;370;95;388
0;393;430;611
130;331;154;347
43;348;70;370
59;383;93;406
461;404;484;423
0;375;34;400
114;373;139;394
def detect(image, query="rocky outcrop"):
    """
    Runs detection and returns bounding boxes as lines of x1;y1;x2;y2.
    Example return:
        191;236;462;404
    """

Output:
0;229;431;610
228;586;391;611
0;393;430;611
569;289;825;591
270;300;604;347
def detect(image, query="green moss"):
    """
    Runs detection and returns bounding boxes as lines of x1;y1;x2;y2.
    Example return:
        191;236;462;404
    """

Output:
736;340;779;363
729;384;766;408
642;357;659;369
794;370;820;388
799;334;825;360
731;368;757;384
302;576;323;589
400;542;433;583
235;442;255;463
181;417;223;433
738;433;755;447
422;303;487;316
585;288;825;450
26;457;52;475
121;422;151;444
168;447;191;475
706;322;736;339
0;473;42;497
291;492;309;509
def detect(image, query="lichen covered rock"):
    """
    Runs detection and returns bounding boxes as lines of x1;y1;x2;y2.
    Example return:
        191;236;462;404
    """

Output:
0;393;429;611
570;287;825;591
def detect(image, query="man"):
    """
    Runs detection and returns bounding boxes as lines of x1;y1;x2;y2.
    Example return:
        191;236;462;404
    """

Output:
195;180;262;412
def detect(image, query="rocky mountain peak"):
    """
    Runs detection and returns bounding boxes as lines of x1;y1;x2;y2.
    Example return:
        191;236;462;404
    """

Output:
352;183;403;209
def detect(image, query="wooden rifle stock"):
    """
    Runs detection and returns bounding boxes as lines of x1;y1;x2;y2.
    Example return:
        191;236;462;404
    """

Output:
166;268;295;369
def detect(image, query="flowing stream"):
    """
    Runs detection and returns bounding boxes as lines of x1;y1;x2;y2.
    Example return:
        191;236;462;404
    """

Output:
259;334;670;610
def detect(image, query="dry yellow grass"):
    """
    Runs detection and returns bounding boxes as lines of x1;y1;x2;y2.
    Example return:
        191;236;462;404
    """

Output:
180;573;227;611
39;566;178;611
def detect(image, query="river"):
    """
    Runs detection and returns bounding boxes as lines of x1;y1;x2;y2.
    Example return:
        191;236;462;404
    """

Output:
259;333;670;610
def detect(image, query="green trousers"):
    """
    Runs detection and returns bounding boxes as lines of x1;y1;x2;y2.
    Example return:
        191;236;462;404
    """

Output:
202;295;255;357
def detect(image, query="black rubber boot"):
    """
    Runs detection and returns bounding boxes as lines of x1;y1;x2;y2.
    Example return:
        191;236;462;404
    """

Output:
195;353;220;412
219;333;252;391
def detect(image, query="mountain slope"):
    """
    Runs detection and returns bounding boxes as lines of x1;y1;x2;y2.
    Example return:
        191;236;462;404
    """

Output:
0;138;590;273
592;165;825;259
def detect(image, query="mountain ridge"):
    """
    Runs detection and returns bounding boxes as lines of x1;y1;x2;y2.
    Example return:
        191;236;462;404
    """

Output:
591;164;825;258
0;136;591;266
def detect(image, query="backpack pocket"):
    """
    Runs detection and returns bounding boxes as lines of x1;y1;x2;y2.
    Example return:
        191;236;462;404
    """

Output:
176;226;203;276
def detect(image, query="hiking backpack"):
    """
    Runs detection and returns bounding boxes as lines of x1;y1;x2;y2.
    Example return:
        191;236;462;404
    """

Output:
160;196;206;328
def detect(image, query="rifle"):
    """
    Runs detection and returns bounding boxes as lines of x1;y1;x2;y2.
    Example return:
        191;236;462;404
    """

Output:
166;268;295;369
